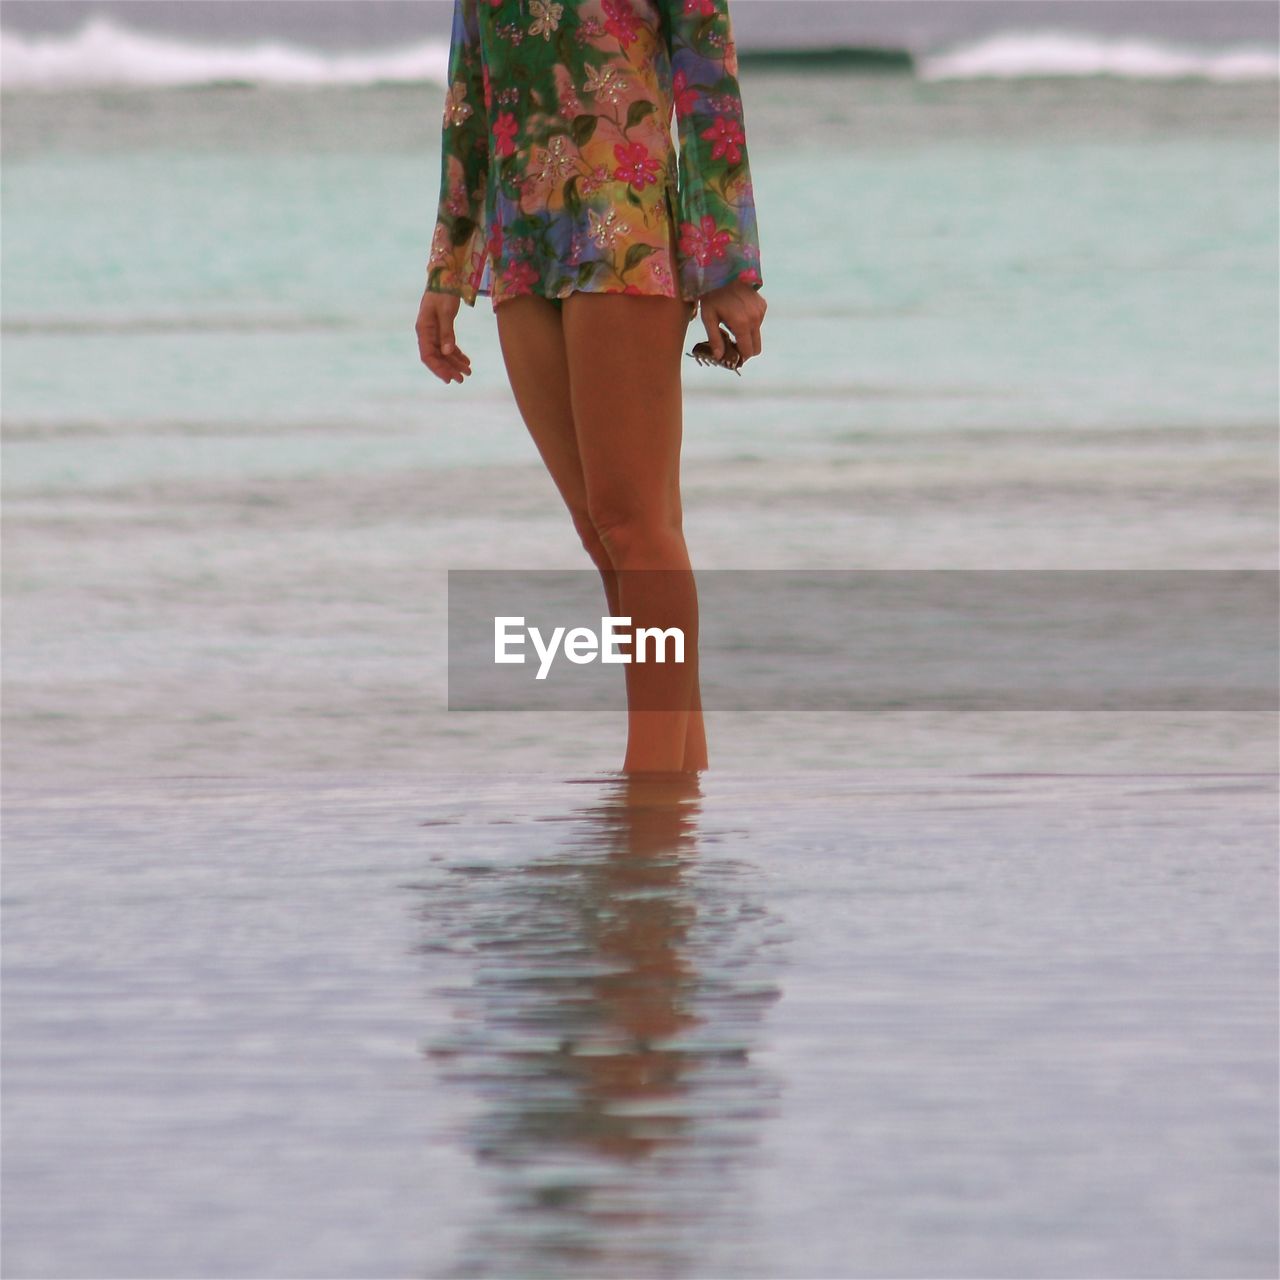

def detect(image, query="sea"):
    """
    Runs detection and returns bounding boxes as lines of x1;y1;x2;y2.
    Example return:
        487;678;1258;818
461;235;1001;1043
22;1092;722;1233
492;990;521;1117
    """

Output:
2;3;1277;1277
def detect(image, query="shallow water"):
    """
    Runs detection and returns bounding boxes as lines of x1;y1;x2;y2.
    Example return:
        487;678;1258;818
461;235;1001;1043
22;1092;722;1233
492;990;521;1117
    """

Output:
3;769;1276;1278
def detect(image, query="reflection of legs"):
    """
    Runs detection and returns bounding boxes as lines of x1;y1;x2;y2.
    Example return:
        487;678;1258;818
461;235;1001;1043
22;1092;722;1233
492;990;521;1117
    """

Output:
561;293;708;774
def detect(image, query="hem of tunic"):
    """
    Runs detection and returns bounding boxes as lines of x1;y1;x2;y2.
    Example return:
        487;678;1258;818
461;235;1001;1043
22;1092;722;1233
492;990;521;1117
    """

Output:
485;282;696;314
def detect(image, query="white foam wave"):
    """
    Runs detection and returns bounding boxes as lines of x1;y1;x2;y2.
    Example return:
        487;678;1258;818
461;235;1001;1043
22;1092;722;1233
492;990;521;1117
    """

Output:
0;15;451;91
3;18;1276;92
919;29;1279;82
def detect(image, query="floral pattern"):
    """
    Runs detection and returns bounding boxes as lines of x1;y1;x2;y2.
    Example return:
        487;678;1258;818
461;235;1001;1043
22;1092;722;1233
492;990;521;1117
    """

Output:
426;0;763;310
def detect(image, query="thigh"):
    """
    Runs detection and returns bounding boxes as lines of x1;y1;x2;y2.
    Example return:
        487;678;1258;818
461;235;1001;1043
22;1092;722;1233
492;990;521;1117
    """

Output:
493;294;590;519
560;293;691;524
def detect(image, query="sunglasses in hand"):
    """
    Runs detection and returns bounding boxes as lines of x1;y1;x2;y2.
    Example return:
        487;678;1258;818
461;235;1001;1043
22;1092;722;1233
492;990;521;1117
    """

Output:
686;324;744;375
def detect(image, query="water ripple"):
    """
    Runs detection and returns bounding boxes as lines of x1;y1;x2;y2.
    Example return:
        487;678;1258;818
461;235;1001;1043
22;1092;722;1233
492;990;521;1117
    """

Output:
407;776;788;1279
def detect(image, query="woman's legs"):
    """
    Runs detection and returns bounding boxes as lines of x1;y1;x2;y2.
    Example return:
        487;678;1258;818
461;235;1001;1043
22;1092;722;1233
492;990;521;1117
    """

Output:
493;292;707;773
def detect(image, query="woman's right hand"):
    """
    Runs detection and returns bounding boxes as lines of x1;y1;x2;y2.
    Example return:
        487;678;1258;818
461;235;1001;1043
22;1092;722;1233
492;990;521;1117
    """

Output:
416;287;472;384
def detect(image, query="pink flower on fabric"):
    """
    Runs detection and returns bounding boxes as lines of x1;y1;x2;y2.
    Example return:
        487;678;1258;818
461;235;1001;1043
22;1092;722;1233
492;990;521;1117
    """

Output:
683;0;716;16
613;141;660;190
602;0;639;48
502;260;540;296
737;266;761;285
679;215;732;266
672;69;698;120
700;116;745;165
486;222;504;263
493;111;519;158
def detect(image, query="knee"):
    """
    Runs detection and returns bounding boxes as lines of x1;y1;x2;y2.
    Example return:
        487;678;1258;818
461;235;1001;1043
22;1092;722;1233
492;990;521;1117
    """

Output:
570;511;612;571
585;503;685;570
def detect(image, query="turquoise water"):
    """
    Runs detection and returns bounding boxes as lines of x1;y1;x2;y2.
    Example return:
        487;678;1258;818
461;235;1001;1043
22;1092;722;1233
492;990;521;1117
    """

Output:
3;78;1277;447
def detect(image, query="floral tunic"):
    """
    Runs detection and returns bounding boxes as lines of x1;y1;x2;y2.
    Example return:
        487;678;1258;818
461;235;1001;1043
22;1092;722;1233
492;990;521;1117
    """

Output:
426;0;763;311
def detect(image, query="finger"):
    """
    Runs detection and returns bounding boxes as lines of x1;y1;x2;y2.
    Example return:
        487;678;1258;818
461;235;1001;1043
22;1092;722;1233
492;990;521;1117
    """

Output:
423;351;463;384
718;317;750;362
418;313;469;383
438;313;458;358
440;313;473;379
418;326;465;383
700;310;724;361
727;318;754;362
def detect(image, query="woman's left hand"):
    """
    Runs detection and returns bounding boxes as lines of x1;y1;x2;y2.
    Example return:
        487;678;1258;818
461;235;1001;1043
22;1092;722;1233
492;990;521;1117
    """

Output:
697;279;767;365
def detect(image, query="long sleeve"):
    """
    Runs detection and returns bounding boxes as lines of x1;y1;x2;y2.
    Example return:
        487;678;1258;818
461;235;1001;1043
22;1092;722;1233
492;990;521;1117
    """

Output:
426;0;490;307
661;0;763;299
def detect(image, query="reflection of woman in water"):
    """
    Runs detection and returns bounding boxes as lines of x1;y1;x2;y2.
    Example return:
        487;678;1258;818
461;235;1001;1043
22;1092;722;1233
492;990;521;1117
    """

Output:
416;0;767;774
419;774;782;1275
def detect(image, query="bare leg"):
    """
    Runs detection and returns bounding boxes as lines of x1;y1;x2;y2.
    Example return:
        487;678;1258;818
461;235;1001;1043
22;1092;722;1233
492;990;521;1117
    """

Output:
494;293;708;773
494;295;620;615
560;292;707;774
